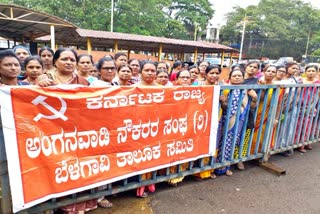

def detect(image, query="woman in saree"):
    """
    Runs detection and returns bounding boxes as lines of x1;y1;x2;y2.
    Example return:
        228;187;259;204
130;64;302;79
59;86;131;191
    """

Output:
197;60;209;84
188;65;200;85
36;48;112;213
216;69;257;176
76;54;97;84
21;56;44;85
273;65;286;83
251;65;277;154
135;61;158;197
295;64;320;152
36;48;89;87
193;65;222;180
13;44;31;80
155;69;172;86
117;64;133;86
275;62;302;156
128;58;141;84
39;46;54;73
165;70;193;186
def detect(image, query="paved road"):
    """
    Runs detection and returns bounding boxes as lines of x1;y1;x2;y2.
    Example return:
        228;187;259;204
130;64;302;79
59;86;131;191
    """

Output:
90;143;320;214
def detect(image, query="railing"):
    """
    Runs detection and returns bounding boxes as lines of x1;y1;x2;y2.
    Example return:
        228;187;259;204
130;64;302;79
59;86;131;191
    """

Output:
1;84;319;214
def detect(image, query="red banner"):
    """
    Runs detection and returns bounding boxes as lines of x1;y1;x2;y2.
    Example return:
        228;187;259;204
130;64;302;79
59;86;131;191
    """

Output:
0;85;220;212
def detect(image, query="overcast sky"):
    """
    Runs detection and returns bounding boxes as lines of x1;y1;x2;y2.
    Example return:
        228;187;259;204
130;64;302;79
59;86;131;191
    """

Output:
209;0;320;27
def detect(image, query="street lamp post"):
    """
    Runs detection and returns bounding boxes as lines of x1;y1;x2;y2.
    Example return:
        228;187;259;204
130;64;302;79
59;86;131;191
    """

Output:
194;22;198;41
305;29;311;56
110;0;114;32
239;15;247;60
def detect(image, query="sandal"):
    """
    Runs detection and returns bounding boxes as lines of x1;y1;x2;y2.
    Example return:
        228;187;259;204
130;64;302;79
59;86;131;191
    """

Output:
210;173;217;179
168;182;178;187
138;191;148;198
305;145;312;150
237;162;245;170
226;170;233;176
298;148;306;153
98;199;113;208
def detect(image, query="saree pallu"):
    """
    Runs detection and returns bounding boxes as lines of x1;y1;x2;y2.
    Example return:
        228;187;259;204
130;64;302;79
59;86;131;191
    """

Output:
136;172;156;196
193;157;213;179
217;89;249;164
251;89;274;154
276;88;299;149
167;163;189;184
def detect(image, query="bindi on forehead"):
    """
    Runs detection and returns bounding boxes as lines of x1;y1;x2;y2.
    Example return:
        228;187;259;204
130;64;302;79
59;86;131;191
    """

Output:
61;56;76;60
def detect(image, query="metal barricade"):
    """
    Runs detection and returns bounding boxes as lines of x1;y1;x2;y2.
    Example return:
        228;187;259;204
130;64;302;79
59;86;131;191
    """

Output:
270;84;320;155
0;84;318;213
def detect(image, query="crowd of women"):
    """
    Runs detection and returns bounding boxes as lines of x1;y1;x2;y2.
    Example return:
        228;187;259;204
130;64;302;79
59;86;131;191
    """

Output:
0;45;319;214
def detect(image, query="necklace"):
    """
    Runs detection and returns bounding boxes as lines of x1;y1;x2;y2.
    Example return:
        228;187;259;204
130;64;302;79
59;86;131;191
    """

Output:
55;73;74;84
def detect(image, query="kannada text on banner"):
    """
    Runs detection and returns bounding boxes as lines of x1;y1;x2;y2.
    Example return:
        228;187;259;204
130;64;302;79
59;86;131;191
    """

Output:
0;85;220;212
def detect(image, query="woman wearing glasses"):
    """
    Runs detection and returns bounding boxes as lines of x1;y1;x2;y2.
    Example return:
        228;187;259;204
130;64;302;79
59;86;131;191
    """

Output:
274;65;286;83
175;70;191;86
197;60;209;84
90;57;119;86
194;65;222;180
165;70;192;187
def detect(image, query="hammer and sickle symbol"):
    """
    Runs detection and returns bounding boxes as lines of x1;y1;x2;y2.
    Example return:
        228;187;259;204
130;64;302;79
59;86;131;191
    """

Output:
32;95;68;122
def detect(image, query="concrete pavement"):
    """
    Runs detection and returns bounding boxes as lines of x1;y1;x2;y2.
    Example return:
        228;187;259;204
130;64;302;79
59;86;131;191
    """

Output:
90;143;320;214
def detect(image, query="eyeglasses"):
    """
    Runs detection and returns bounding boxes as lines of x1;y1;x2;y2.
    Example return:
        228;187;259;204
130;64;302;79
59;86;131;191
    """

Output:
178;76;191;79
101;66;115;71
277;70;286;73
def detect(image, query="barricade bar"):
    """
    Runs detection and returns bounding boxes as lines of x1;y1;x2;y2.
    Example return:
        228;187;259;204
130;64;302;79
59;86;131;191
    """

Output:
0;84;317;213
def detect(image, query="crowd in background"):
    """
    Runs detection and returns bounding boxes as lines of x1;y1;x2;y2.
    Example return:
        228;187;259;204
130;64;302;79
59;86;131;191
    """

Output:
0;44;319;214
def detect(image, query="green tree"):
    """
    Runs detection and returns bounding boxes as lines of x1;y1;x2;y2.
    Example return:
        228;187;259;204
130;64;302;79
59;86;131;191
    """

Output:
11;0;111;30
113;0;214;39
220;0;320;60
167;0;214;40
4;0;214;40
113;0;170;36
311;48;320;56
